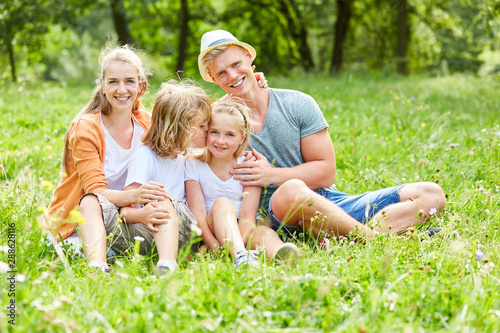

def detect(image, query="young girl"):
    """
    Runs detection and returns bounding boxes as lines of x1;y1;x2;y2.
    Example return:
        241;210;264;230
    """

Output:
46;45;169;273
185;99;300;267
123;80;211;276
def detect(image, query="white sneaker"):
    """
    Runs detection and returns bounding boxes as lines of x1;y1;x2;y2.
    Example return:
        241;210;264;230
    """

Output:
275;243;300;265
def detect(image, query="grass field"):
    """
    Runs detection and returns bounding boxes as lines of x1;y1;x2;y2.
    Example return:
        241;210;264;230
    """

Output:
0;73;499;332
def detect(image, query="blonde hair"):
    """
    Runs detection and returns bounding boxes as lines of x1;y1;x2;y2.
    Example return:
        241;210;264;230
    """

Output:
142;80;212;158
196;97;251;163
199;45;229;81
62;45;150;172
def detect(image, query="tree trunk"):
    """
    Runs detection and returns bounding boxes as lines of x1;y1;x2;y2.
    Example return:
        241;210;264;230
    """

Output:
330;0;353;74
277;0;314;71
110;0;133;46
176;0;190;77
7;40;16;83
396;0;410;75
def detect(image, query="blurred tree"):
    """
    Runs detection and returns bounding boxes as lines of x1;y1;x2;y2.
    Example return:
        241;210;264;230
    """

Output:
276;0;314;71
396;0;409;75
0;0;58;82
176;0;190;76
330;0;353;74
110;0;134;45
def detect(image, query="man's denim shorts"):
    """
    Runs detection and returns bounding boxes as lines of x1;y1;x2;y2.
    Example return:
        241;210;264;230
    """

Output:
269;185;404;236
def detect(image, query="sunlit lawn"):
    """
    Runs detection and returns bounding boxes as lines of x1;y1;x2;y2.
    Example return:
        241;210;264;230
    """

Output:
1;73;499;332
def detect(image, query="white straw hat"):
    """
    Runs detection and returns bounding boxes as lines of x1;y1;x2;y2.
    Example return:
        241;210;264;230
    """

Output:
198;30;256;82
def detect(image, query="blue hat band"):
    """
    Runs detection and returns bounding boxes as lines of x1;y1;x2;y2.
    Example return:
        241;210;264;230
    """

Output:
208;38;238;48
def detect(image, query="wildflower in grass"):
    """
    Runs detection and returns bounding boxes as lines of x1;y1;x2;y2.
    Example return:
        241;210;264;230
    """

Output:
134;287;145;298
428;207;437;216
396;138;401;143
349;241;355;246
410;96;415;101
475;250;484;261
298;220;303;227
67;209;85;224
421;122;426;128
452;230;459;238
41;180;54;191
395;96;400;101
192;224;202;236
0;261;10;273
319;237;330;250
418;209;425;217
406;99;411;103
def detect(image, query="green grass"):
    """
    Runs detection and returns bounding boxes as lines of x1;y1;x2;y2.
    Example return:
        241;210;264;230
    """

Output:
1;74;499;332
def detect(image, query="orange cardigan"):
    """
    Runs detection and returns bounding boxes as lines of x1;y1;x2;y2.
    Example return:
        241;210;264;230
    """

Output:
46;111;151;241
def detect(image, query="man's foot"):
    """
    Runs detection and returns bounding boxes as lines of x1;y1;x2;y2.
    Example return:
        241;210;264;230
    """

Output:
275;243;300;265
234;250;260;268
422;227;442;237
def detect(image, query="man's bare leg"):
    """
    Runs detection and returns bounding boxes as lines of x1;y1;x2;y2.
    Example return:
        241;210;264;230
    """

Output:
369;182;446;233
271;179;377;239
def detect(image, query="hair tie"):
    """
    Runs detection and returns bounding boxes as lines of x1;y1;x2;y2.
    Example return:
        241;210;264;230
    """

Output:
222;103;247;128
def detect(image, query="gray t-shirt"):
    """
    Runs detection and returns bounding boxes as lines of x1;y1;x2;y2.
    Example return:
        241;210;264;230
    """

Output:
248;88;330;209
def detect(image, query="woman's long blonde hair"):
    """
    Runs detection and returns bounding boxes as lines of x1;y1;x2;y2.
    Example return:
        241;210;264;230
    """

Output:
142;80;212;158
196;97;251;163
62;45;150;172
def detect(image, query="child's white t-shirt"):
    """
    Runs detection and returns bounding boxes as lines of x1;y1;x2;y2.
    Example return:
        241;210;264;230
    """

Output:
125;145;186;202
184;156;245;217
101;116;145;191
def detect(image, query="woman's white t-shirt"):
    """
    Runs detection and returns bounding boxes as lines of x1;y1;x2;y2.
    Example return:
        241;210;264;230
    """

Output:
101;115;145;191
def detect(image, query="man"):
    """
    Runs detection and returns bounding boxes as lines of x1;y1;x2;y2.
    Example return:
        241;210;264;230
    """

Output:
198;30;446;240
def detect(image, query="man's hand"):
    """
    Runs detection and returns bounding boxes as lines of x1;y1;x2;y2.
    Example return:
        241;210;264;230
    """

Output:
231;149;273;187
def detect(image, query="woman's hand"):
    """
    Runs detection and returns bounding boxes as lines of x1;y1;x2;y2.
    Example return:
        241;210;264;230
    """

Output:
135;181;169;205
253;66;268;89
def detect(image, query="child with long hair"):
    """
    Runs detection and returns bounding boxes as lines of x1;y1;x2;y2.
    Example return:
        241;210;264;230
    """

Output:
185;99;299;267
46;45;170;273
123;80;211;275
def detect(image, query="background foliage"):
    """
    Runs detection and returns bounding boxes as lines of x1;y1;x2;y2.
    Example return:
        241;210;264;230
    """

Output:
1;0;499;83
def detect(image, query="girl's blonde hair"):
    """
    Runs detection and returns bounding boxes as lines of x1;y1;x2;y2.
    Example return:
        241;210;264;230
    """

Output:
142;80;212;158
196;97;251;163
62;45;150;172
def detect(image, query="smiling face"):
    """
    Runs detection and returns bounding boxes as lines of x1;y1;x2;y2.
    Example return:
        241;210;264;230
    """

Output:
101;60;140;114
206;113;246;161
207;46;256;98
